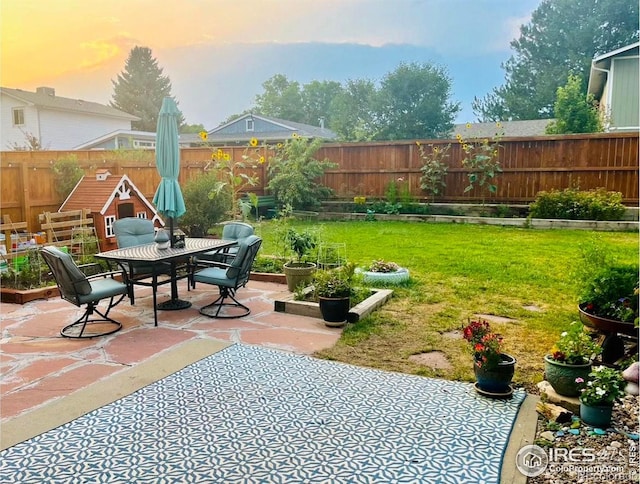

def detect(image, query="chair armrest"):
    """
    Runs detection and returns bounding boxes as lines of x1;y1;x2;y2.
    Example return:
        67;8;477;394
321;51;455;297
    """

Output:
86;270;126;281
195;259;232;270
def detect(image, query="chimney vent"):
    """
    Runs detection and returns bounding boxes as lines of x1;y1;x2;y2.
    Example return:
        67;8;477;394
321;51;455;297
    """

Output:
36;87;55;97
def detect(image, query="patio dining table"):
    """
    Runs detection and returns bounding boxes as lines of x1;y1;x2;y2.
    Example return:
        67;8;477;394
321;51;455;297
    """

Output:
95;237;236;325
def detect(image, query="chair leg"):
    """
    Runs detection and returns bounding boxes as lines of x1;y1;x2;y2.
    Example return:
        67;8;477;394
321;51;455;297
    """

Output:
199;286;250;319
61;298;123;339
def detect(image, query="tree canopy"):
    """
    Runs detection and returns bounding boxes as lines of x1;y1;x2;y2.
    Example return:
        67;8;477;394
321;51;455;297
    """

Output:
252;62;459;141
111;46;184;131
473;0;639;121
545;74;602;134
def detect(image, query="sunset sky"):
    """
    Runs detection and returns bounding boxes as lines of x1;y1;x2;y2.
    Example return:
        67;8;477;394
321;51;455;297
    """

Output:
1;0;541;127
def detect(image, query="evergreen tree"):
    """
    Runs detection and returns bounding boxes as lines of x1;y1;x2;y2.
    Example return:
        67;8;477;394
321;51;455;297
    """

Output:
111;46;182;131
473;0;638;121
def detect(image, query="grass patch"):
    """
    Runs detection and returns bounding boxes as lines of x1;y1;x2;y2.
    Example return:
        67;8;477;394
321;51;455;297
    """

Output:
254;220;638;388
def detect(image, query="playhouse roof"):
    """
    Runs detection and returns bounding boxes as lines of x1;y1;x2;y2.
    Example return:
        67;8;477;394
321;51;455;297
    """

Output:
59;173;162;222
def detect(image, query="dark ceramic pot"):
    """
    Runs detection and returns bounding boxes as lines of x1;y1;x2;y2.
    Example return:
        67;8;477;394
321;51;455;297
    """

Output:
474;353;516;393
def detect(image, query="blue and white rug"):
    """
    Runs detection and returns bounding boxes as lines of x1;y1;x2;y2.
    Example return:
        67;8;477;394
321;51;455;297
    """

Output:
1;344;525;483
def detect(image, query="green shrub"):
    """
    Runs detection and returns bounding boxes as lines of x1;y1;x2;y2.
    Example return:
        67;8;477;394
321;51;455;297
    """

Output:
529;188;626;220
179;172;231;236
267;137;336;210
52;155;83;199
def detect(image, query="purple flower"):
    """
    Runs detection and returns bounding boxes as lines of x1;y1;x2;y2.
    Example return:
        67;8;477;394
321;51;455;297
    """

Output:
575;377;584;384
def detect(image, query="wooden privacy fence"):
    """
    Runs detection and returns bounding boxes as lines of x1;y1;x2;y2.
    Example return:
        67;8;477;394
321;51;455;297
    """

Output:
0;132;637;234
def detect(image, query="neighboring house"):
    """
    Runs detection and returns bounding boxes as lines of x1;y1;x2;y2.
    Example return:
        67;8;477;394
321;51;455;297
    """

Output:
451;119;553;138
204;113;337;145
0;86;139;150
59;170;163;251
588;42;639;132
74;129;198;150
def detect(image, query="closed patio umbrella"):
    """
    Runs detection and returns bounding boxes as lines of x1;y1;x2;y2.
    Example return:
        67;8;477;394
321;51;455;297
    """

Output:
152;97;189;310
153;96;186;234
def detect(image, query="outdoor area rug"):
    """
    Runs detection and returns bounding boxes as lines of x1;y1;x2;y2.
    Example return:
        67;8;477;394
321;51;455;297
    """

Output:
0;344;526;483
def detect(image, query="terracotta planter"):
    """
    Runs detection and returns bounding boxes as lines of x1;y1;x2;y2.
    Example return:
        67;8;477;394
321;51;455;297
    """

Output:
544;354;592;397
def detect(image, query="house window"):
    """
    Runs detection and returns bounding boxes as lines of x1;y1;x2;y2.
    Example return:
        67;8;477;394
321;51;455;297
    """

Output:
12;108;25;126
133;140;155;148
246;118;254;132
136;212;147;219
105;215;116;238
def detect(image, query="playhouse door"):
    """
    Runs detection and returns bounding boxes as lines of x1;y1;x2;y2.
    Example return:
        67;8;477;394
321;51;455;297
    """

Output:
117;203;134;219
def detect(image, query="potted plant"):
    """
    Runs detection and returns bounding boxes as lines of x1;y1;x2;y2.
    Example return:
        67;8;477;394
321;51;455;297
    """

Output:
358;259;410;284
462;320;516;397
282;228;317;292
544;321;602;397
575;245;638;362
575;366;626;428
313;263;357;327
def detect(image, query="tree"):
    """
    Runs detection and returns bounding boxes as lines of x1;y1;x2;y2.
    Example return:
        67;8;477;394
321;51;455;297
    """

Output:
473;0;639;121
180;123;206;134
373;62;460;140
254;75;304;121
329;79;378;141
545;74;602;134
299;80;343;127
111;46;183;131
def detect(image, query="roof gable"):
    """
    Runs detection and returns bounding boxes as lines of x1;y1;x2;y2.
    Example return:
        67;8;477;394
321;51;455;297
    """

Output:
1;86;139;121
60;174;161;220
207;113;336;142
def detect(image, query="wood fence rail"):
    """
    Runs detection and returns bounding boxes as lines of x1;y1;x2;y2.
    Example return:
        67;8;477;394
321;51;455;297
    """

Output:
1;132;637;234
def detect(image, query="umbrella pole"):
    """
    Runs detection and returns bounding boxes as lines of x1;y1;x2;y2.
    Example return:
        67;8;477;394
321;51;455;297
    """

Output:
157;216;192;311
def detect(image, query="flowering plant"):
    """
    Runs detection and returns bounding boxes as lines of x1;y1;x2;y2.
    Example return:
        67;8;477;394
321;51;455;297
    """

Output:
462;320;503;368
367;260;400;273
549;321;601;365
576;366;626;406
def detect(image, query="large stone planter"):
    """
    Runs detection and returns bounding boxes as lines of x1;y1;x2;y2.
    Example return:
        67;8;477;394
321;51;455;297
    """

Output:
544;354;592;397
283;262;316;292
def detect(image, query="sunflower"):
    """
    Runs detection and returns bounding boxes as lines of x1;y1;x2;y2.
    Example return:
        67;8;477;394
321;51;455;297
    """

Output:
249;137;258;147
199;131;208;141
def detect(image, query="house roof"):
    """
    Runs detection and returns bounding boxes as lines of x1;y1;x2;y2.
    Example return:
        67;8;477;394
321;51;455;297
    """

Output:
59;173;162;223
588;42;640;99
452;119;553;138
1;86;139;121
73;129;197;150
206;113;337;143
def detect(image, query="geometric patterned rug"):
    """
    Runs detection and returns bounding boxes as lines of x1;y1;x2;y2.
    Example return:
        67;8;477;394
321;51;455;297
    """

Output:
0;344;526;483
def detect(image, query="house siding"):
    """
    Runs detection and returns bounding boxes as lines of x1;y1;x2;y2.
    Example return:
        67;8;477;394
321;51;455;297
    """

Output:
0;95;41;150
217;117;290;136
610;57;639;130
38;109;130;150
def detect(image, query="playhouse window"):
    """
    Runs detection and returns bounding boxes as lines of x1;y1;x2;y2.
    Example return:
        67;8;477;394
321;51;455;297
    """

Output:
136;212;147;219
105;215;116;237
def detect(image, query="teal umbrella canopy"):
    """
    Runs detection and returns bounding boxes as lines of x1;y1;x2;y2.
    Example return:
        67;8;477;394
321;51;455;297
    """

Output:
153;97;186;219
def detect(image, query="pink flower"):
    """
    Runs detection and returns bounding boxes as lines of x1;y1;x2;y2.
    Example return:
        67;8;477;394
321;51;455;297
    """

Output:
575;377;584;384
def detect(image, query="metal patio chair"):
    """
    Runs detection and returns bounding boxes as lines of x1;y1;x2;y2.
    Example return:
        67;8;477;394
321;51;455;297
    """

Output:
192;235;262;318
40;245;129;338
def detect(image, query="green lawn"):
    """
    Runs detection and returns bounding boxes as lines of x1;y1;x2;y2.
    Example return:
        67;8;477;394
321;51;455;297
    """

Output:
254;220;638;389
